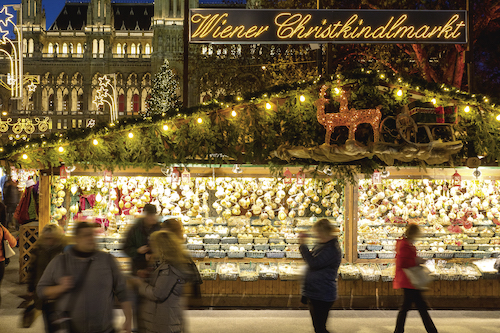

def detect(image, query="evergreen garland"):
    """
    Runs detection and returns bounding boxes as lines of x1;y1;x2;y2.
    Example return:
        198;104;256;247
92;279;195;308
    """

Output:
4;69;500;182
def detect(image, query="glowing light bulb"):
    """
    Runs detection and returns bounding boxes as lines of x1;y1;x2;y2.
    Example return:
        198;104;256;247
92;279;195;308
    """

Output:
231;110;237;117
496;114;500;121
380;74;385;79
163;124;168;131
197;118;203;124
22;154;28;160
334;88;340;95
93;139;99;146
299;95;306;102
58;146;64;153
464;105;470;113
128;132;134;139
431;98;437;105
265;103;272;110
396;89;403;97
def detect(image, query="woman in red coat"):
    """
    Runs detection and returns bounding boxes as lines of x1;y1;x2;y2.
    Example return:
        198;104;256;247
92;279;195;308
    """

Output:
393;224;438;333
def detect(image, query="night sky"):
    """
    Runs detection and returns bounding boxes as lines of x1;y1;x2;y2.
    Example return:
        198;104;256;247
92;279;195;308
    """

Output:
0;0;66;29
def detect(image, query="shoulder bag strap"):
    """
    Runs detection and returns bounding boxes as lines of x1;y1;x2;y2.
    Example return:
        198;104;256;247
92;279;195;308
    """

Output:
64;255;93;313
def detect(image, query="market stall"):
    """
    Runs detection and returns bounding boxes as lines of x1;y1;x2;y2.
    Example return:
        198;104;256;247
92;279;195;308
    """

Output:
5;70;500;308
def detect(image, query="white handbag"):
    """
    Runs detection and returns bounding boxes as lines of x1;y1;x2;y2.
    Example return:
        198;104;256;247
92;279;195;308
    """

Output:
2;227;15;259
403;265;432;290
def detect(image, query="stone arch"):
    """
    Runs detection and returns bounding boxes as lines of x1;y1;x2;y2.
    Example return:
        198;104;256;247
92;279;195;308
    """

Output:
127;73;138;86
141;73;151;86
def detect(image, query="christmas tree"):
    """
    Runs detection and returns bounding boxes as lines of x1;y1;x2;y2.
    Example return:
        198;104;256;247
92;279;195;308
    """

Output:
145;60;181;117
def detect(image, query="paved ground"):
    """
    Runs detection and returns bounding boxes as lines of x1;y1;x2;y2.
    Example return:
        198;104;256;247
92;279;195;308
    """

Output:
2;250;500;333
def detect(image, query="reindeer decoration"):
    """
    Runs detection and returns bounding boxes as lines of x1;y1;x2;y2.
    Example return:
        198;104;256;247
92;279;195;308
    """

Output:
316;84;382;145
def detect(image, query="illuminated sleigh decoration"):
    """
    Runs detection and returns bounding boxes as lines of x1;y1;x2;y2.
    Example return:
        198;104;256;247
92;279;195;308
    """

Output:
315;84;382;145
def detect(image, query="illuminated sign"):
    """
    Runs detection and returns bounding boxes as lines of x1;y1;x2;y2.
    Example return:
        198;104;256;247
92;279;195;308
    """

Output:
189;9;467;44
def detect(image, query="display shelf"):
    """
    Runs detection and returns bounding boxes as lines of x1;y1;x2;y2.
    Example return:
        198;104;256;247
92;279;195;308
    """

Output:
356;178;500;261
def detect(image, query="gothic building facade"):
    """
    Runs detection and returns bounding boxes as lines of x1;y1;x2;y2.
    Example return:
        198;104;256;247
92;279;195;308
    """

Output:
0;0;202;133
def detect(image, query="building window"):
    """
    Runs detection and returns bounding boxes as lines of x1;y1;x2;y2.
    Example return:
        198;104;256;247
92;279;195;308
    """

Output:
118;94;125;113
48;94;54;111
28;39;34;54
132;94;140;113
131;43;136;55
93;39;98;55
23;39;27;53
116;43;121;54
77;94;84;111
145;43;151;55
72;119;76;128
78;119;83;128
48;43;53;54
99;39;105;54
57;120;61;129
63;94;69;112
62;43;68;54
77;43;82;54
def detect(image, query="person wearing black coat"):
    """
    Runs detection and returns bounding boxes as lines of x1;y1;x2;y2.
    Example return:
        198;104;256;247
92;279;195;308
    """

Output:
299;219;342;333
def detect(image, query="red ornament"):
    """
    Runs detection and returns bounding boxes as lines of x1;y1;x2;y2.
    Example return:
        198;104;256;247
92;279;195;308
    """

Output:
296;168;305;186
283;168;292;184
60;166;68;180
451;170;461;187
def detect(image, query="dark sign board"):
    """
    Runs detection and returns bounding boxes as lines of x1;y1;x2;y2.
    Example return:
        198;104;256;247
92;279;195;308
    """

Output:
189;9;467;44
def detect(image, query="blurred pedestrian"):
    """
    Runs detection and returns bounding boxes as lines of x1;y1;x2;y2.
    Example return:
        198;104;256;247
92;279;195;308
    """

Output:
124;204;161;276
27;224;66;332
162;218;202;298
393;223;438;333
162;218;184;240
0;223;17;306
299;219;342;333
130;230;194;333
3;177;20;230
0;200;6;227
37;222;132;333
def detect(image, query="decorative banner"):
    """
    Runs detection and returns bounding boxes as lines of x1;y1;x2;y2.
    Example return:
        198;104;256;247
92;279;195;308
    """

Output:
190;9;467;44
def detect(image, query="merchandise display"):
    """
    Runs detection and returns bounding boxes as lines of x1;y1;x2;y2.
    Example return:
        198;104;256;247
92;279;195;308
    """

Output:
358;178;500;260
49;175;345;261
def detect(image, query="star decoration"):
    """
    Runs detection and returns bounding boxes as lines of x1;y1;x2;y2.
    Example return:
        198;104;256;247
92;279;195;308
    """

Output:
27;82;37;93
98;75;111;87
0;7;15;27
86;119;96;128
0;25;8;43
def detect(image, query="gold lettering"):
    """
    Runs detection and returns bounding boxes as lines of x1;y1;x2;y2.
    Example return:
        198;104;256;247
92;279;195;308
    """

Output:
244;26;259;38
370;16;394;38
275;13;311;39
329;22;343;38
333;14;358;38
219;26;234;39
451;20;466;38
230;26;246;38
414;25;430;38
394;26;415;39
438;14;459;38
386;15;408;38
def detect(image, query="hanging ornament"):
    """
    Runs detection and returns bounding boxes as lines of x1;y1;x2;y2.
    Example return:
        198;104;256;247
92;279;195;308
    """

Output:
451;170;461;187
283;168;292;184
181;168;191;185
296;168;305;186
372;170;382;184
103;170;112;183
171;167;180;185
60;166;68;180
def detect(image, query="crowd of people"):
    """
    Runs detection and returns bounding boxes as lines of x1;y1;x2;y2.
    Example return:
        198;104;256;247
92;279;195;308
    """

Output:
0;198;443;333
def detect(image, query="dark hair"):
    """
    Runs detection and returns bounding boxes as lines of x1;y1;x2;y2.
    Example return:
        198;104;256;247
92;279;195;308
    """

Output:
405;223;420;239
74;222;98;236
143;203;157;215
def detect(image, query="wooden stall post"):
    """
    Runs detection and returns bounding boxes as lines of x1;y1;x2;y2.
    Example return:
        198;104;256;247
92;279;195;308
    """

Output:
39;174;51;230
19;224;38;283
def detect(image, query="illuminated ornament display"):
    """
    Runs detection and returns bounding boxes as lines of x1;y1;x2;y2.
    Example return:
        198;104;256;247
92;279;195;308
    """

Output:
316;84;382;145
93;75;118;122
296;168;305;186
283;168;292;184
